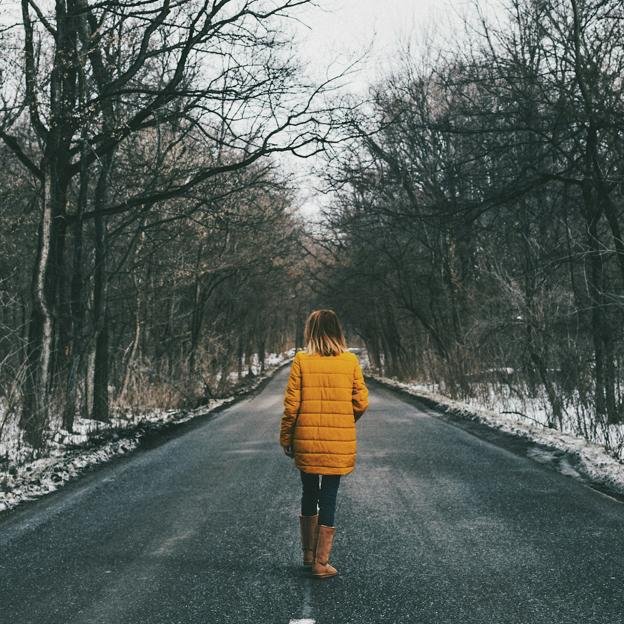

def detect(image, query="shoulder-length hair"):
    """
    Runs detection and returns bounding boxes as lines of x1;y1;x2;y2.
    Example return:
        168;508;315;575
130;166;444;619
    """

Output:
304;309;347;356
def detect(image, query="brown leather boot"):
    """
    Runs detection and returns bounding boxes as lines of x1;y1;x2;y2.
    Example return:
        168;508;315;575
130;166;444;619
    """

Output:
311;524;338;578
300;514;319;567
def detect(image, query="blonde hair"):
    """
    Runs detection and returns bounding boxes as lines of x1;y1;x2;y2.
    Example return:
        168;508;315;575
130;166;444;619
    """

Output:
303;309;347;356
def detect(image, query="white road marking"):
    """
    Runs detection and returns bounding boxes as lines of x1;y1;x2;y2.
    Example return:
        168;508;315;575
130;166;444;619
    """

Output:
290;579;315;623
301;577;313;617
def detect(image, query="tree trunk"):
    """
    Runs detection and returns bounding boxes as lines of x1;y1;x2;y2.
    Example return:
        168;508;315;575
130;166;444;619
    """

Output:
91;155;113;422
21;171;56;448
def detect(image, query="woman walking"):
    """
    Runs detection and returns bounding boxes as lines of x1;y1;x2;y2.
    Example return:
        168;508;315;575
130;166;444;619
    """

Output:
280;309;369;578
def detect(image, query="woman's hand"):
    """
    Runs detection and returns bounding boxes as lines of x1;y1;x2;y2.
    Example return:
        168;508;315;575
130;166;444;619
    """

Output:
282;444;294;458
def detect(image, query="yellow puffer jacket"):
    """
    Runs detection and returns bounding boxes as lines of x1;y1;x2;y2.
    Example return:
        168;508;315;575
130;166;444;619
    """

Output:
280;350;369;475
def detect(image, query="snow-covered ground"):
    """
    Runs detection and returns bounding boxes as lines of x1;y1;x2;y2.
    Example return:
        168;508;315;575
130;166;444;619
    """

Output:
0;351;292;514
362;358;624;497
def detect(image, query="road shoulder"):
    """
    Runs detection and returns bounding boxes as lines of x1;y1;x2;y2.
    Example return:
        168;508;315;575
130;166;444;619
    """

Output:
367;375;624;503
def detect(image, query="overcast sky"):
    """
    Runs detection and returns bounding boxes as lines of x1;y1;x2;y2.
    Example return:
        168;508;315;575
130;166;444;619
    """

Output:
295;0;443;83
285;0;474;219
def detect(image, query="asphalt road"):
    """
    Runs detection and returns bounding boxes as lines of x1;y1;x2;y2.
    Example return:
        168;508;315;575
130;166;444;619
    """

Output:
1;367;623;624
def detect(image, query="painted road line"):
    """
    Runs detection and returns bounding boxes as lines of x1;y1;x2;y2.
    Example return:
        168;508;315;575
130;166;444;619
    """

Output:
289;620;316;624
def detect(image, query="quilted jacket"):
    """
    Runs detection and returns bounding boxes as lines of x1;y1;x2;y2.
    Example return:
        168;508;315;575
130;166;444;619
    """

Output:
280;350;369;475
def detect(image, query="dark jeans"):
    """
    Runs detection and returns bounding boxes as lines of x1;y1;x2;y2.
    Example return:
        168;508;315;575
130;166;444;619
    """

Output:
300;470;341;526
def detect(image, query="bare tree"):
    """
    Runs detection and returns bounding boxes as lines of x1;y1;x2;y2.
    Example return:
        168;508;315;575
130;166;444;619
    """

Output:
0;0;340;452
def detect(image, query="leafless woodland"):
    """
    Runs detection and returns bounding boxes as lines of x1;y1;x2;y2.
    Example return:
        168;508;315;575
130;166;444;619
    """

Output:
312;0;624;457
1;0;624;464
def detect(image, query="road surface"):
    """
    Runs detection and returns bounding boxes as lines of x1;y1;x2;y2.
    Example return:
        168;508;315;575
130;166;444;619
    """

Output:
1;367;623;624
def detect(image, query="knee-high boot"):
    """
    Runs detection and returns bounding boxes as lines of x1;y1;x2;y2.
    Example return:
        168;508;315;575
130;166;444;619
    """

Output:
311;524;338;578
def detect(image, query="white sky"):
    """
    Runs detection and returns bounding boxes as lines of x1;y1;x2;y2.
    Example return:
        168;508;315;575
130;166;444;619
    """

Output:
285;0;477;219
292;0;461;86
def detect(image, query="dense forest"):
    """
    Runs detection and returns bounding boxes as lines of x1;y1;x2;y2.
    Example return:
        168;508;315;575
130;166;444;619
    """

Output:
2;0;624;465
